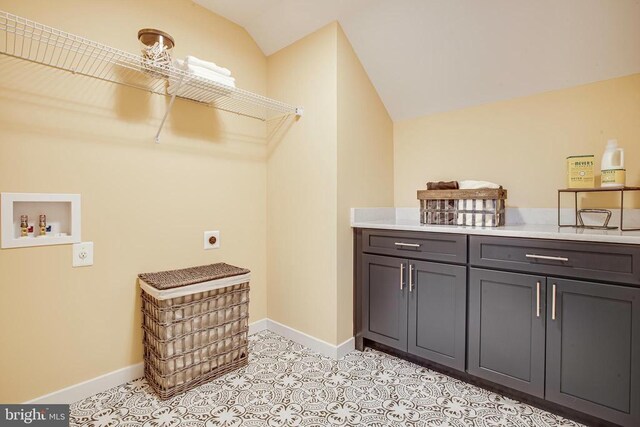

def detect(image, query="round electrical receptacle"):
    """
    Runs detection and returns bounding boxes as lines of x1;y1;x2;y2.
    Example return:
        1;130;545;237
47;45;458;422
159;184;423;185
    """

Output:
208;236;217;245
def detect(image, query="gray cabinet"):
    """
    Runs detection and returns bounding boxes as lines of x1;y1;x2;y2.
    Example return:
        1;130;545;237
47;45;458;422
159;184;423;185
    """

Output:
356;229;640;426
468;269;640;426
362;254;408;351
408;260;466;370
408;261;467;371
362;252;466;370
468;268;546;397
546;278;640;427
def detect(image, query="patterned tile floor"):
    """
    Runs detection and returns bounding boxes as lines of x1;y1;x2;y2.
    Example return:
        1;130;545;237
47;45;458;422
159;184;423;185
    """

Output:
70;331;583;426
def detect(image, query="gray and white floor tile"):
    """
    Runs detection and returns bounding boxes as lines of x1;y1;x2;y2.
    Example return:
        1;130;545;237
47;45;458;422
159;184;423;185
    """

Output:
70;331;582;426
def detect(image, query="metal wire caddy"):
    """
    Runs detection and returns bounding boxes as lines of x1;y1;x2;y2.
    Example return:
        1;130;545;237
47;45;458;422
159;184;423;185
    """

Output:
557;187;640;231
0;10;303;142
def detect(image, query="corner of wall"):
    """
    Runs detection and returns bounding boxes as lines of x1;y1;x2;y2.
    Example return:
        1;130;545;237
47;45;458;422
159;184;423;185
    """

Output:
335;25;394;344
265;22;340;345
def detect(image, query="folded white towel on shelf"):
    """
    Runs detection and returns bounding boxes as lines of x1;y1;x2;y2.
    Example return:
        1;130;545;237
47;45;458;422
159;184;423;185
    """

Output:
458;180;501;189
188;66;236;87
173;59;236;87
185;55;232;77
167;58;236;98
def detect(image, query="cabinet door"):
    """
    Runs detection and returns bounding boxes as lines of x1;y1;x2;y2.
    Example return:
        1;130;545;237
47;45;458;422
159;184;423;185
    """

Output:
468;268;546;397
408;260;466;370
362;254;408;351
546;278;640;427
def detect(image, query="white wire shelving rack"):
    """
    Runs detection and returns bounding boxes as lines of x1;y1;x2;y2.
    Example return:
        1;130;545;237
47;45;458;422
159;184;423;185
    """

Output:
0;10;303;142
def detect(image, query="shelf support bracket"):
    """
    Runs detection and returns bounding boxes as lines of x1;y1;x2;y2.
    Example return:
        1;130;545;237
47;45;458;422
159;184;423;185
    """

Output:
155;75;186;144
267;107;304;123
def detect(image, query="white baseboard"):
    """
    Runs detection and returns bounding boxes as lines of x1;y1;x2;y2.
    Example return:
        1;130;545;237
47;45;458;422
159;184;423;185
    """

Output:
266;319;355;360
25;362;145;405
23;318;354;404
24;319;269;404
336;336;356;359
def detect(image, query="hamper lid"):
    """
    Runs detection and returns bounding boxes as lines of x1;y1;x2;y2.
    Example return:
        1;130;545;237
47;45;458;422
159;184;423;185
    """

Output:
138;263;250;290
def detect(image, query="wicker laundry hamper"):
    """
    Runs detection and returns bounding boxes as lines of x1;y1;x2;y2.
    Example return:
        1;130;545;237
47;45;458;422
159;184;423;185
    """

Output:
139;263;250;399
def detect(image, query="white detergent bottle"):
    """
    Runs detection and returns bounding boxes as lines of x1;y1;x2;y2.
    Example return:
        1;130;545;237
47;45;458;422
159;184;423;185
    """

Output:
601;139;625;187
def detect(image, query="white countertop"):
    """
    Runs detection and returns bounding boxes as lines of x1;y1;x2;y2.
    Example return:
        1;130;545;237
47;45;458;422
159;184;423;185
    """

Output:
351;208;640;245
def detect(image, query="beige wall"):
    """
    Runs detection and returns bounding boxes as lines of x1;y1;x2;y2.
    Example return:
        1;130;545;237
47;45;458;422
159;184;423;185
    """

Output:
266;23;339;345
394;73;640;208
266;23;394;346
336;27;393;343
0;0;268;403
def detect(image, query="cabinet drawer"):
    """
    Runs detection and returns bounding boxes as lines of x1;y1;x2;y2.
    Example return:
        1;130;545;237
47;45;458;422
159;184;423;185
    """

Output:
362;229;467;264
469;236;640;285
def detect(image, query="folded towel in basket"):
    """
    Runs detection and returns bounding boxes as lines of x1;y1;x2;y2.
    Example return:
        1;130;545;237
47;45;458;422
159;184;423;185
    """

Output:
458;180;501;189
456;199;499;227
457;214;499;227
457;213;499;227
426;181;459;190
458;199;496;211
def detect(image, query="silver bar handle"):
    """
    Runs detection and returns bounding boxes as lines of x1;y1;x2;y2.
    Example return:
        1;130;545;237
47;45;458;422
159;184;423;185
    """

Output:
395;242;421;248
526;254;569;262
400;264;405;290
536;281;540;318
409;264;414;292
552;284;557;320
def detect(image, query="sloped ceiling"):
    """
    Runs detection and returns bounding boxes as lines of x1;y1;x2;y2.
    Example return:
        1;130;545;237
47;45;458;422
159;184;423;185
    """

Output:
194;0;640;121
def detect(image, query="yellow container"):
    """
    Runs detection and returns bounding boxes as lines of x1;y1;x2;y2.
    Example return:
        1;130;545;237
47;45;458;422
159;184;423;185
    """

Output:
601;168;626;187
566;155;595;188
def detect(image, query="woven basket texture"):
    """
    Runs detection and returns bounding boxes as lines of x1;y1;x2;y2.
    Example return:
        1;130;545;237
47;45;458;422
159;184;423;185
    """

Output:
139;263;250;290
140;263;250;399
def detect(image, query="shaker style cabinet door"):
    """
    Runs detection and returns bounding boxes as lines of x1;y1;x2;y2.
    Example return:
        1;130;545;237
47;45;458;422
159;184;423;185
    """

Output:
468;268;546;397
407;260;466;371
546;278;640;427
362;254;408;351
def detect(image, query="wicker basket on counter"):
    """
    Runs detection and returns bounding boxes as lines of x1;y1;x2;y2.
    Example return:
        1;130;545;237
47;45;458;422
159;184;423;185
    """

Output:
417;188;507;227
139;263;250;399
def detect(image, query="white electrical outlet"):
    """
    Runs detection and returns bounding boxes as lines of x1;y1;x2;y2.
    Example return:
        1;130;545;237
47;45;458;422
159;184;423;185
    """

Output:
204;231;220;250
72;242;94;267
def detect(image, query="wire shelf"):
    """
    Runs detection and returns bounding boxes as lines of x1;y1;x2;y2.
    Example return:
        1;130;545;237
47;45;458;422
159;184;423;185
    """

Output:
0;10;302;129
